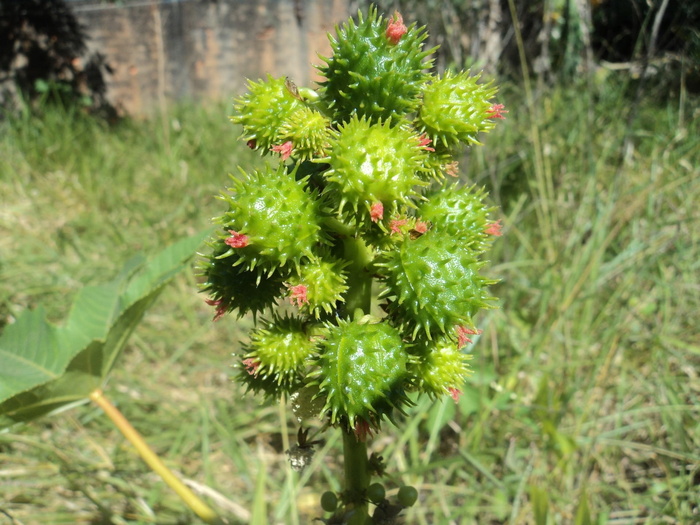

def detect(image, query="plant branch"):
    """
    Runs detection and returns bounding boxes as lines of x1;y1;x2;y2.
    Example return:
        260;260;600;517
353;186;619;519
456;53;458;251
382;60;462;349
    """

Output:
89;389;224;524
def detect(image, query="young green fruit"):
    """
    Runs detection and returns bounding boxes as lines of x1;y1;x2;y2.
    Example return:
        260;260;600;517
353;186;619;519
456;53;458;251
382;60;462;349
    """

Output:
397;485;419;507
217;163;327;271
199;237;284;319
240;315;318;392
418;183;496;254
417;70;499;148
317;7;433;124
323;115;428;225
379;229;497;340
232;75;305;153
314;318;410;430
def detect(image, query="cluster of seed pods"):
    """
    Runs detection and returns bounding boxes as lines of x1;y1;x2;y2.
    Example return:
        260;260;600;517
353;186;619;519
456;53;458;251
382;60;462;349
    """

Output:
201;7;505;437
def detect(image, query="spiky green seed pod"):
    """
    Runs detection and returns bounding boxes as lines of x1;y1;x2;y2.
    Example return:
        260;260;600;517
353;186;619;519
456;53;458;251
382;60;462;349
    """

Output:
324;116;428;224
418;183;496;254
417;70;498;148
286;255;349;317
317;7;433;124
232;75;305;153
239;315;319;394
379;229;497;340
199;237;285;319
217;163;327;271
314;318;409;429
411;336;472;399
278;106;332;161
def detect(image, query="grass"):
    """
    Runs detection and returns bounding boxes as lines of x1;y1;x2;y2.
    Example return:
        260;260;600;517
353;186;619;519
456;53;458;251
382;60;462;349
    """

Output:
1;76;698;525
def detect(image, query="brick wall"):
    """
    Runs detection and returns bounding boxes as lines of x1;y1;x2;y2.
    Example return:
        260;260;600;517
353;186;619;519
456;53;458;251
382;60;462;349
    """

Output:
69;0;350;115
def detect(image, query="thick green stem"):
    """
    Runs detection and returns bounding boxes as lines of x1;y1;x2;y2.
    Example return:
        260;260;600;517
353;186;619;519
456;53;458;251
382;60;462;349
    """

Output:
90;389;223;524
343;429;370;524
342;235;374;315
339;234;374;523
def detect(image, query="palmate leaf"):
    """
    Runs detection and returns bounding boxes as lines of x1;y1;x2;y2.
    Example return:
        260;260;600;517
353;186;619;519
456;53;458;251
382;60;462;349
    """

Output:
0;230;211;429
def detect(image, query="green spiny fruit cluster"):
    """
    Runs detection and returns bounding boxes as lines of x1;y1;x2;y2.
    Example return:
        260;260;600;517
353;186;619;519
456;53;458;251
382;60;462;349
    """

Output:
200;6;505;436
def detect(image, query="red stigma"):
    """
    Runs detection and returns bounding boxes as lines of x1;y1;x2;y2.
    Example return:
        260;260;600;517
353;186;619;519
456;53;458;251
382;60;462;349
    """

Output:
413;221;429;234
353;419;373;442
486;104;507;120
418;134;435;152
271;140;294;160
205;297;228;322
457;325;482;348
386;11;407;44
225;230;249;248
445;161;459;177
389;218;408;234
242;358;261;376
288;284;309;307
370;202;384;222
448;387;462;402
485;220;503;236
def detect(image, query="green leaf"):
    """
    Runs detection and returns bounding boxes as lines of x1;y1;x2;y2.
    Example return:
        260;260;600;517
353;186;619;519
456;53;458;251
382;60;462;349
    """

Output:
574;488;592;525
426;395;456;432
0;230;211;429
529;484;549;525
250;460;267;525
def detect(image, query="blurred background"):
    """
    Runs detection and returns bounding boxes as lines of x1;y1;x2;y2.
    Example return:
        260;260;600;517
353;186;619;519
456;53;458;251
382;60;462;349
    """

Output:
1;1;698;524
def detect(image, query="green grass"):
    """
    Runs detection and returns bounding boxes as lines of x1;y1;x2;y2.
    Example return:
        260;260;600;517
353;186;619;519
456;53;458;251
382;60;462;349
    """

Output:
1;79;698;525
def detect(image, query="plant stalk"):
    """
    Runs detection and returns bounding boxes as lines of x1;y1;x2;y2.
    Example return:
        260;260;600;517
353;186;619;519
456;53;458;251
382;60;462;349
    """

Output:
89;389;223;524
340;234;374;524
342;235;374;315
343;429;370;524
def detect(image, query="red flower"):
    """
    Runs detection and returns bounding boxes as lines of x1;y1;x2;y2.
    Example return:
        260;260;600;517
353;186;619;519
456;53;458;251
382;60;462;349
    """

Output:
288;284;309;307
456;325;482;348
389;218;408;234
486;103;507;120
485;220;502;236
225;230;249;248
205;298;227;322
272;140;294;160
418;133;435;152
370;202;384;222
445;161;459;177
448;387;462;402
353;419;374;442
413;221;429;234
386;11;407;44
242;358;261;376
